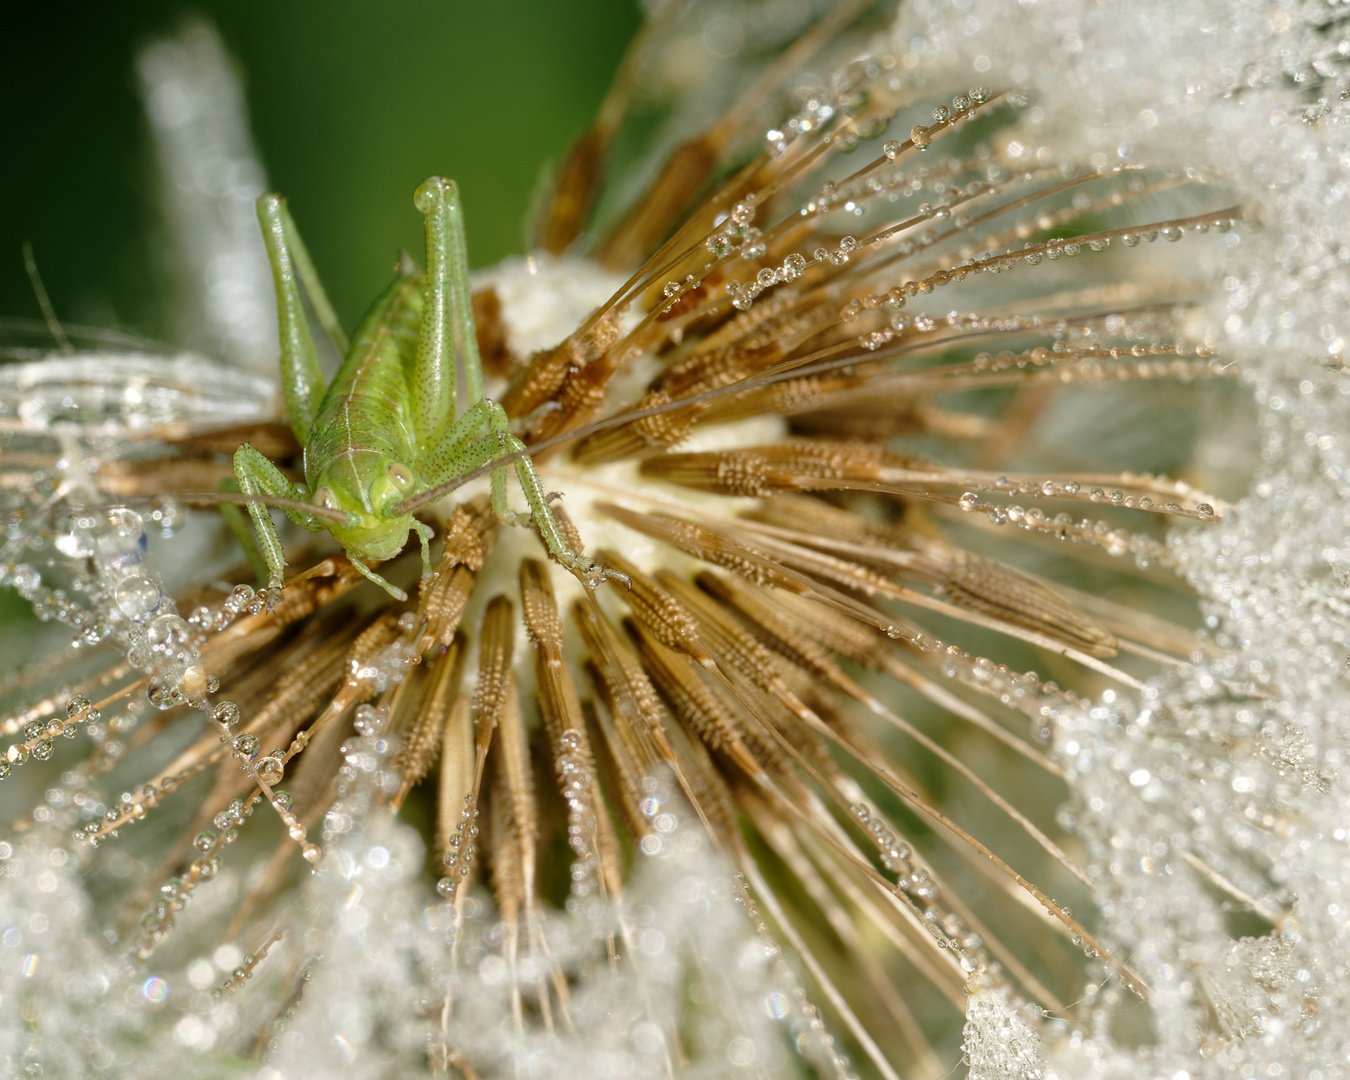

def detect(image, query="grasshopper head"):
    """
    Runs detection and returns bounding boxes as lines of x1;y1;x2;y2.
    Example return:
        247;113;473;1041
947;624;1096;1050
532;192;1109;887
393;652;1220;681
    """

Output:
312;458;418;563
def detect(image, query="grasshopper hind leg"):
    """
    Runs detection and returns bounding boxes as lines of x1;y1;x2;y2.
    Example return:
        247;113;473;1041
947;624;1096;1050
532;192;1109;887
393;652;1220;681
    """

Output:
410;175;627;593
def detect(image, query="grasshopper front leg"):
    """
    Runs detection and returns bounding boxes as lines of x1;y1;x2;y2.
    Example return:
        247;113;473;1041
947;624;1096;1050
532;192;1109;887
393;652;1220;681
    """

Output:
424;400;626;589
233;444;322;605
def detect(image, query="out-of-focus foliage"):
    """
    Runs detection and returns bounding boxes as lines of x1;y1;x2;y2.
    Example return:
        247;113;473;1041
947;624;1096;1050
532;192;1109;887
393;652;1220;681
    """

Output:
0;2;639;337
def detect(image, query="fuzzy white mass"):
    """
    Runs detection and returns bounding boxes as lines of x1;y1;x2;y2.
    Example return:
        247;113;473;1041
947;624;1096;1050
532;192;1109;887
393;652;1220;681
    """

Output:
915;1;1350;1077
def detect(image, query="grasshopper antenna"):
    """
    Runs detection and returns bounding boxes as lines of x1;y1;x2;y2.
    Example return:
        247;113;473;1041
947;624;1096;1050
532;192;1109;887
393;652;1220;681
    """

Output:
22;241;73;355
174;490;351;524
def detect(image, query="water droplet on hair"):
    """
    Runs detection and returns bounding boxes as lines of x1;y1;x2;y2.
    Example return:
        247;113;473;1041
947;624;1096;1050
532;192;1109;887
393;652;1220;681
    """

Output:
115;575;162;620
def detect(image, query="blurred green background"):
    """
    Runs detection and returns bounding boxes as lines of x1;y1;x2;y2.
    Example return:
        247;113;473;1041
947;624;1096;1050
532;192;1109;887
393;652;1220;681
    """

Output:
0;1;641;339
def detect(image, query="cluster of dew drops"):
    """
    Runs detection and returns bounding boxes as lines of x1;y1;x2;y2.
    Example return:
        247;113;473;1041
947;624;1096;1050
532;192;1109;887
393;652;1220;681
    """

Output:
692;88;997;317
0;497;276;826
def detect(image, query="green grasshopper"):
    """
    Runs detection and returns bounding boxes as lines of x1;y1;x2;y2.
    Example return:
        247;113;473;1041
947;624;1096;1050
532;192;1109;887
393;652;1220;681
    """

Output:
233;176;623;605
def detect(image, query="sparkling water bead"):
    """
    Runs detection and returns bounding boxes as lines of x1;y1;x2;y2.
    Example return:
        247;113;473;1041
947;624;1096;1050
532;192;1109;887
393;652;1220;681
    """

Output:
96;507;146;566
53;522;95;559
146;682;179;710
256;754;284;785
115;575;162;620
146;613;191;650
148;494;185;534
11;564;41;596
223;583;255;613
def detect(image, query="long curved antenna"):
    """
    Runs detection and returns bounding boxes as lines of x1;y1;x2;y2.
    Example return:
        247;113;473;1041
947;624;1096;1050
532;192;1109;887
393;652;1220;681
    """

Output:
176;490;349;524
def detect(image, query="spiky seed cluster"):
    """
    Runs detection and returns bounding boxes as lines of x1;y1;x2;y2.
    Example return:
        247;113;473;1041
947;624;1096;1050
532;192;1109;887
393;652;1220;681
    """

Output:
0;7;1250;1078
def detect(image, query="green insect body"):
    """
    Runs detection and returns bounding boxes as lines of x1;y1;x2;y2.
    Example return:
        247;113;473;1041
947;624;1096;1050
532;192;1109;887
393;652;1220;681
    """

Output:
233;176;619;604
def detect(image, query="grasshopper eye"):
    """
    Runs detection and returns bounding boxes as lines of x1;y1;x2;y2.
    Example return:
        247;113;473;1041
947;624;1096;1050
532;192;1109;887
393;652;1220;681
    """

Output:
312;487;338;510
387;462;413;488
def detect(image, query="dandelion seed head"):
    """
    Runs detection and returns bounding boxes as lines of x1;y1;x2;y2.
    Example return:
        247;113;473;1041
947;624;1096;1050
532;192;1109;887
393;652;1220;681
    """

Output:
6;0;1350;1077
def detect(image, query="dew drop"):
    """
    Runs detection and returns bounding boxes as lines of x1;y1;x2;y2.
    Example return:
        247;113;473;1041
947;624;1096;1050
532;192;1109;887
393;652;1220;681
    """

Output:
256;754;284;785
54;526;94;560
12;565;41;596
149;495;186;534
146;684;177;710
97;508;146;565
146;614;190;649
115;575;163;620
